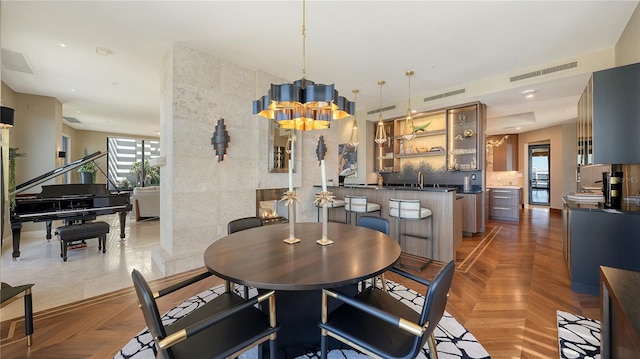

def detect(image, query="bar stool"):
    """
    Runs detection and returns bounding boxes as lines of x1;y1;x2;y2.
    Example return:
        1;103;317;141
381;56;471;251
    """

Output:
344;195;381;225
388;198;434;271
315;196;346;223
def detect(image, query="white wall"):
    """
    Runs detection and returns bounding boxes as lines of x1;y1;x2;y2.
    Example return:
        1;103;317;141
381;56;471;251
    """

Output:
518;124;576;210
615;2;640;66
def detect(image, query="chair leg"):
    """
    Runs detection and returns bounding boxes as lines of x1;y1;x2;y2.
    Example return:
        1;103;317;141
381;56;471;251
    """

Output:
320;332;328;359
243;285;249;299
24;288;33;347
427;332;439;359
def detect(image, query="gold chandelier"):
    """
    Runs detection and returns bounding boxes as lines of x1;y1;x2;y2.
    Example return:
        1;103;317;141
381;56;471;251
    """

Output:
252;0;354;131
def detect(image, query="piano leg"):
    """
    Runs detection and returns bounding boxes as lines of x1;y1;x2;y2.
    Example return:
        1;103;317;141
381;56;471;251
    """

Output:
46;220;52;240
118;210;127;239
11;222;22;259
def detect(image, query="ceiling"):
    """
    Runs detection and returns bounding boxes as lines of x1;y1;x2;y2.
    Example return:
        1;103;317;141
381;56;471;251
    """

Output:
1;1;637;137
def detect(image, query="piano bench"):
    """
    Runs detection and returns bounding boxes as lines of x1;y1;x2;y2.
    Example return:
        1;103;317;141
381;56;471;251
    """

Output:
55;221;110;262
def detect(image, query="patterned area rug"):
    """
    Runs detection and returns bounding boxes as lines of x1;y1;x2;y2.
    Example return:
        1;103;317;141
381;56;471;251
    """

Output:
557;310;601;359
115;280;491;359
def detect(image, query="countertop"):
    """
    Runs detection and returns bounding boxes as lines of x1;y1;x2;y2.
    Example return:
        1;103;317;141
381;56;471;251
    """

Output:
562;196;640;214
486;185;523;189
315;184;483;194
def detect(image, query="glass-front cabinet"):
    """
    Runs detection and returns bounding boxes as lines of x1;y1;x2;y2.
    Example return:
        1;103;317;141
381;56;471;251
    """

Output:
447;103;483;171
374;122;394;173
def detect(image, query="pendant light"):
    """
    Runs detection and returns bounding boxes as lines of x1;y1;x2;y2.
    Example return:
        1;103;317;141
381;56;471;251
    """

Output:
402;70;416;141
252;0;354;131
374;81;388;145
349;89;359;148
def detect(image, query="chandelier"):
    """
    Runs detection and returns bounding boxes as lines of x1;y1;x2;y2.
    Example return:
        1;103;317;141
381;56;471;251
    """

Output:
252;0;354;131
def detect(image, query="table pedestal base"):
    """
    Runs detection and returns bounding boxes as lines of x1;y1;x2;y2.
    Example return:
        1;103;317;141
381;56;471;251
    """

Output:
260;285;357;359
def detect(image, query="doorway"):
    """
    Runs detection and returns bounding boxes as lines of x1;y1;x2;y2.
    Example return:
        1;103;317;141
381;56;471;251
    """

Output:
529;144;550;205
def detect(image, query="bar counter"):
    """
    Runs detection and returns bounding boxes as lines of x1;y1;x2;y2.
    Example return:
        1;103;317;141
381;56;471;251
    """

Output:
322;185;463;262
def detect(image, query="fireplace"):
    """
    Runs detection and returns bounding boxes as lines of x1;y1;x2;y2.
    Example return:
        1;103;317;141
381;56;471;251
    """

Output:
256;188;289;225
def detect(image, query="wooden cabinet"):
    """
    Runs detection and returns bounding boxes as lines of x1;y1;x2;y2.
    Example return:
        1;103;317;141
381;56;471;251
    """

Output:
447;103;485;171
488;187;521;222
461;193;482;235
580;62;640;165
487;134;518;171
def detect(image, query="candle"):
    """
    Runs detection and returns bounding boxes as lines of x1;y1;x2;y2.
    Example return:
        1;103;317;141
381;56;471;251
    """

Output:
321;159;327;192
288;159;293;192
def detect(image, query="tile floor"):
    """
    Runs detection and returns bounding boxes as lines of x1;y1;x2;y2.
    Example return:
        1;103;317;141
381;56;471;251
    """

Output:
1;214;163;321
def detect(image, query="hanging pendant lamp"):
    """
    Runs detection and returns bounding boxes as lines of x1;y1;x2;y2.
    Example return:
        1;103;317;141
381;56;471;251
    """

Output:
402;70;416;141
349;89;359;148
374;81;388;145
252;0;354;131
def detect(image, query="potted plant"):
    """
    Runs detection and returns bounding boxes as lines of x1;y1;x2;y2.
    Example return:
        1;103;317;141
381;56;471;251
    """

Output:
9;147;26;210
77;148;97;184
130;160;159;187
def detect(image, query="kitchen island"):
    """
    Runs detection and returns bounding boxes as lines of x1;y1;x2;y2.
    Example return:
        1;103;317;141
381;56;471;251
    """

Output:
562;197;640;295
323;185;463;262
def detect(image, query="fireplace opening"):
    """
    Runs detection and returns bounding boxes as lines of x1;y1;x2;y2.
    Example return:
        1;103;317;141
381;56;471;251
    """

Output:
256;188;289;225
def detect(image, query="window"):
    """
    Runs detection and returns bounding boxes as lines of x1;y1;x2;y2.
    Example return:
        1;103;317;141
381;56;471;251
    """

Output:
107;137;160;190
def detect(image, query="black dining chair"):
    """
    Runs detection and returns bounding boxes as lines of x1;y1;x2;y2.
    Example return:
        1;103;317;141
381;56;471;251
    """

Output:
1;282;34;346
319;260;455;359
228;216;263;234
227;216;263;298
357;216;391;291
131;269;279;359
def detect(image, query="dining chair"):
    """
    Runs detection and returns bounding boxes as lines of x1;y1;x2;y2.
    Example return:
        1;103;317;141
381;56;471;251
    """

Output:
319;260;455;359
227;216;263;298
1;282;34;346
356;216;390;291
131;269;279;359
228;216;263;234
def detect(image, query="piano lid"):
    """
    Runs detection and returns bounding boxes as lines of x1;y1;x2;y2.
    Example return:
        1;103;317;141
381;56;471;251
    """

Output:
11;151;108;196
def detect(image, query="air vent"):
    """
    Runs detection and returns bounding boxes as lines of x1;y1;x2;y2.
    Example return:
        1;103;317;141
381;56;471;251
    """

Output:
367;105;396;116
63;116;82;124
510;61;578;82
423;88;466;102
1;49;36;75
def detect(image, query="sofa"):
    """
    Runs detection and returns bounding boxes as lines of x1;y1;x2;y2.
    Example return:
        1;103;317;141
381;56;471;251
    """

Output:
132;186;160;221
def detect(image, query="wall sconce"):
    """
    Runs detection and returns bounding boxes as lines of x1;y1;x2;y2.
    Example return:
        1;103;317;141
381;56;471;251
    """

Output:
57;151;67;158
1;106;15;128
211;118;230;162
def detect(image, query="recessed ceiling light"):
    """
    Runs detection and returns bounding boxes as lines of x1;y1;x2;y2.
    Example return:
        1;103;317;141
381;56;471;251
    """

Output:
71;89;76;92
59;43;67;48
521;89;537;98
96;47;112;56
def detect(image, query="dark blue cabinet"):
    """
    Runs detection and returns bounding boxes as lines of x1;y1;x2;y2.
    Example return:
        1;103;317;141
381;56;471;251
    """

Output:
592;62;640;164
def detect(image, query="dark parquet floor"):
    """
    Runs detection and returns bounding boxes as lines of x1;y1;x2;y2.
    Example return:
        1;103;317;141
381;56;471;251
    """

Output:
1;208;599;358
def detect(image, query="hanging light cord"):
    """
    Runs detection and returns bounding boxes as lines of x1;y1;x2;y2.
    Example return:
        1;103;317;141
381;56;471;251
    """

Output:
407;72;412;110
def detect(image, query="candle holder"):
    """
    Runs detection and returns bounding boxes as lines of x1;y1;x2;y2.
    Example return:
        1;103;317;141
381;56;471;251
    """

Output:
314;191;335;246
281;191;300;244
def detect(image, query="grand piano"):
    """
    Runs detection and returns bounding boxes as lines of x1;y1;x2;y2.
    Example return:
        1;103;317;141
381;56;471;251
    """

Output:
9;151;132;259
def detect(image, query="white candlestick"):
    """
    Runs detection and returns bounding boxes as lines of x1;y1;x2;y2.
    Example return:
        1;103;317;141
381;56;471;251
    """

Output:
321;160;327;192
288;159;293;192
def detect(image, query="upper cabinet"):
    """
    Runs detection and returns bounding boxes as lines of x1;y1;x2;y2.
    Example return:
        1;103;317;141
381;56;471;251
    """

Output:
447;103;485;171
581;62;640;165
487;134;518;171
577;77;593;166
374;122;395;173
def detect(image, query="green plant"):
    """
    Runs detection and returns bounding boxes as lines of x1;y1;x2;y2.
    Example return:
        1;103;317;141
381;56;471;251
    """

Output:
9;147;27;210
130;160;159;186
77;148;97;174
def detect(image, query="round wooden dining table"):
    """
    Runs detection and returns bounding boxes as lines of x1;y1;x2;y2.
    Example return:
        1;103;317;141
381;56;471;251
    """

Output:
204;221;401;358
